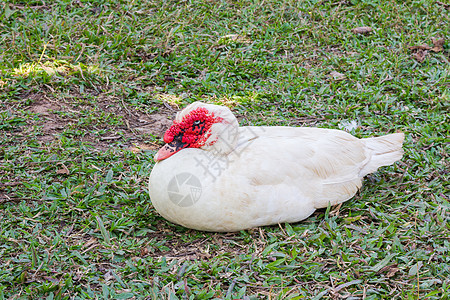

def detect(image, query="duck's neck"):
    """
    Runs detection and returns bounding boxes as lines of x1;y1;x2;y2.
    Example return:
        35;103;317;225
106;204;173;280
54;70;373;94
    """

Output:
201;120;239;156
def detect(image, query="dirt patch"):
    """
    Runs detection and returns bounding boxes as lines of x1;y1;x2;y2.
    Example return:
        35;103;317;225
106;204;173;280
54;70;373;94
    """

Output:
133;113;174;137
28;99;60;115
16;89;175;150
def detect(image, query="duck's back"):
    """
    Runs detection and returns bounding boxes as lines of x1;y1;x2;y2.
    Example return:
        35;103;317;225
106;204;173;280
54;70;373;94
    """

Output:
224;127;367;215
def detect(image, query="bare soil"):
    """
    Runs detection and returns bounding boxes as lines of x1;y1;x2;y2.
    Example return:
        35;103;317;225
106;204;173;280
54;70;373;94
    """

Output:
9;88;176;151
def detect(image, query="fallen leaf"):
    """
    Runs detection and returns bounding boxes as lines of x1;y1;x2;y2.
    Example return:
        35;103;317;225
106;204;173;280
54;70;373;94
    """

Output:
329;71;346;81
351;26;373;34
409;38;444;53
413;49;427;63
56;163;70;175
431;37;444;52
377;263;400;278
140;247;149;256
386;267;400;278
408;44;432;51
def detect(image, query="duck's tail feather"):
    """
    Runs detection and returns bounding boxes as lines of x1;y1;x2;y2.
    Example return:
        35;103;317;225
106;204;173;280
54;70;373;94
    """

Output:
360;132;405;176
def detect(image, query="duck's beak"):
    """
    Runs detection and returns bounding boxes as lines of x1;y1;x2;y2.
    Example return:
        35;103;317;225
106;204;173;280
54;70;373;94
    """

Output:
154;139;188;162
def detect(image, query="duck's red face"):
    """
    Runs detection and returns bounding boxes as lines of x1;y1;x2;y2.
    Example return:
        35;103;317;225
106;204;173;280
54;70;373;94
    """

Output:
154;108;223;161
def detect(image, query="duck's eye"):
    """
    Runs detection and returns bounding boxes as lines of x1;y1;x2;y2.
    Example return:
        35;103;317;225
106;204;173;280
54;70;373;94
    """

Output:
193;120;201;125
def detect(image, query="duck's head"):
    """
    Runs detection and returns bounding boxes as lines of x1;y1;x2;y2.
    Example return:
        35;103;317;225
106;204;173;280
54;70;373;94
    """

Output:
154;102;239;162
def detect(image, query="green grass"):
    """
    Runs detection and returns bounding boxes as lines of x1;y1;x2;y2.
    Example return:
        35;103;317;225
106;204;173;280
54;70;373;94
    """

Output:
1;0;449;298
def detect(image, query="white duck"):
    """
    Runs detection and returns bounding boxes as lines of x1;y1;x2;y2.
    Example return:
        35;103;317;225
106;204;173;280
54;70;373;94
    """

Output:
149;102;404;232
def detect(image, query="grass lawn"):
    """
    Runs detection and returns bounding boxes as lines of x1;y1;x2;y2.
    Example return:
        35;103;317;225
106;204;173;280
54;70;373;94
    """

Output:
1;0;449;298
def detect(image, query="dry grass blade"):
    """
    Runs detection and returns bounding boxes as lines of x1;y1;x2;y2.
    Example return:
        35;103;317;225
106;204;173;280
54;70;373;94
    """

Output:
431;37;445;52
413;49;428;62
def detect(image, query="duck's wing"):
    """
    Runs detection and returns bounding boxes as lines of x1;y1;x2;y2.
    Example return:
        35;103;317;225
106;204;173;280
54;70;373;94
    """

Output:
232;126;371;208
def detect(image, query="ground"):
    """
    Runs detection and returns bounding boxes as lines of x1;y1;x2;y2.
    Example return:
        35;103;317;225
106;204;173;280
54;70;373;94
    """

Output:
0;0;449;299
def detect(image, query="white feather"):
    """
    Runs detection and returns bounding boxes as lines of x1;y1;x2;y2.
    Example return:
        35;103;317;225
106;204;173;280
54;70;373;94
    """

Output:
149;102;404;232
